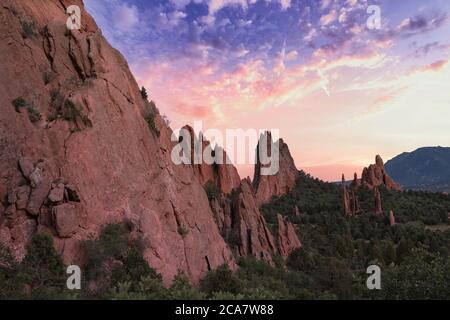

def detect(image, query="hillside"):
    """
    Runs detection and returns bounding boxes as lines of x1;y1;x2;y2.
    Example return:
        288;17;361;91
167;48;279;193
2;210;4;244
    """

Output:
385;147;450;192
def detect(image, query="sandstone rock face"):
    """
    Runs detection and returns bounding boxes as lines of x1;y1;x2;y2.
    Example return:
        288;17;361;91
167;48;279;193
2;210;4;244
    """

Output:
276;214;301;259
361;155;402;191
253;132;298;204
0;0;234;284
182;126;241;194
210;179;301;262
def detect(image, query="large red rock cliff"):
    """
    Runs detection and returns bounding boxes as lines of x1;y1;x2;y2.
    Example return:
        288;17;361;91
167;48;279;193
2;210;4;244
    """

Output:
0;0;235;284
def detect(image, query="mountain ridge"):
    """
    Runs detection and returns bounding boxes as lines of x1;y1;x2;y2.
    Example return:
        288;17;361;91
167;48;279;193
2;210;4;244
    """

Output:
385;146;450;192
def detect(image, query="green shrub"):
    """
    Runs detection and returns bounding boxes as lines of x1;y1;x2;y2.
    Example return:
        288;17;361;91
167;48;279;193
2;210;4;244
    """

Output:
204;180;220;200
167;274;204;300
12;97;27;112
199;264;242;296
140;86;148;100
17;233;67;299
20;19;37;39
27;105;42;123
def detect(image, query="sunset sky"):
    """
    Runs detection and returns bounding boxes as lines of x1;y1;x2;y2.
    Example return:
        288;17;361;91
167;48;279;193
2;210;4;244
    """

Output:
85;0;450;181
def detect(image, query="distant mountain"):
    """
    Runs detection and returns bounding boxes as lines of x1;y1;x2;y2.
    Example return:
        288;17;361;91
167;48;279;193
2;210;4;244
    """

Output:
385;147;450;192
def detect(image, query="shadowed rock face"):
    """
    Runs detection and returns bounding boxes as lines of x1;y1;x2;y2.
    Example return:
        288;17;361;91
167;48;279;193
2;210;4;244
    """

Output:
0;0;235;284
253;132;299;204
361;155;402;191
211;179;277;262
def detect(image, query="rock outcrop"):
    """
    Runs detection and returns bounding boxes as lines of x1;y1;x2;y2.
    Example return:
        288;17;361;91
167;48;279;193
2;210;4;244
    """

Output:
182;126;241;194
350;173;361;190
374;187;383;214
221;179;277;261
0;0;235;284
389;210;396;226
210;178;301;262
342;175;351;216
361;155;402;191
342;174;360;216
253;132;299;204
276;214;301;259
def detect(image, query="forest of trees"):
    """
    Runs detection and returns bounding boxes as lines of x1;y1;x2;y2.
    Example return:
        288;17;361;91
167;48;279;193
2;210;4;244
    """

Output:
1;171;449;299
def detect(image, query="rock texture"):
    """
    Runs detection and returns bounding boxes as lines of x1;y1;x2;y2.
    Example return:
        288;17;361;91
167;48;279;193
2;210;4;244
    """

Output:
0;0;235;284
253;132;299;204
276;214;301;259
361;155;402;191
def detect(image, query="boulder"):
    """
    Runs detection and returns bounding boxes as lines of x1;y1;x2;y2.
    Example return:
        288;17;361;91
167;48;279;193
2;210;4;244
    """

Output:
15;185;31;210
52;203;80;238
18;157;34;179
48;183;65;203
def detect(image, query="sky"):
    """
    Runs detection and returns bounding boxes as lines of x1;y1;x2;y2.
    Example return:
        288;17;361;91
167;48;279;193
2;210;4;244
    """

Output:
84;0;450;181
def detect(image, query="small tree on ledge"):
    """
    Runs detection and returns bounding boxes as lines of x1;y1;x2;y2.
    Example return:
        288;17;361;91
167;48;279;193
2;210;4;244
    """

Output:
140;86;148;101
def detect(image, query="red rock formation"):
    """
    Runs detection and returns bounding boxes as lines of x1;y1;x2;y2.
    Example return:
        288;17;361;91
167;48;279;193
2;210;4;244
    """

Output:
253;132;298;204
276;214;301;259
227;179;277;261
0;0;235;284
342;174;351;216
182;125;241;194
350;190;361;215
361;155;401;191
350;173;361;190
389;210;396;226
292;206;302;217
374;187;383;214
